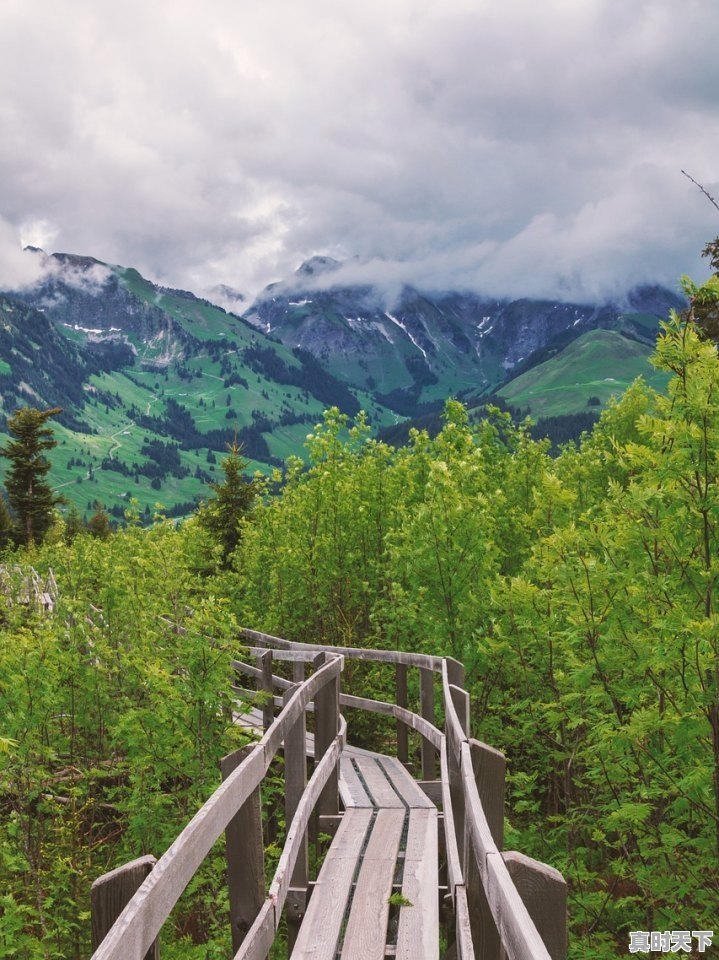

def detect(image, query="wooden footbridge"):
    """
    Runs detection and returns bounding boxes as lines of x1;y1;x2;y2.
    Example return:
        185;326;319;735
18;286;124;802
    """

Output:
90;630;567;960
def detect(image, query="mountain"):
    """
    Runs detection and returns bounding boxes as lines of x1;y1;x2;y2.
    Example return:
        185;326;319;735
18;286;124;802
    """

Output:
0;252;394;520
245;262;684;413
0;249;684;518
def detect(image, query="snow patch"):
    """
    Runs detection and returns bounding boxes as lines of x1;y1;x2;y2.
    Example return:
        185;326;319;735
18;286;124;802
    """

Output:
384;312;428;360
289;299;312;307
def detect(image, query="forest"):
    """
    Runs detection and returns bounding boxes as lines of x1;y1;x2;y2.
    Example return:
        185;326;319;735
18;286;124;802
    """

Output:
1;269;718;959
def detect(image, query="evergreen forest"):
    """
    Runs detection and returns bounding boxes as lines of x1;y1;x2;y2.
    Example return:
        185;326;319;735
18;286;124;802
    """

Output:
1;268;719;959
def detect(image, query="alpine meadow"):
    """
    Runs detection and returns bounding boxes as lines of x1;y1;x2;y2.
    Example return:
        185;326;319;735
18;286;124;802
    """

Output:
0;250;718;957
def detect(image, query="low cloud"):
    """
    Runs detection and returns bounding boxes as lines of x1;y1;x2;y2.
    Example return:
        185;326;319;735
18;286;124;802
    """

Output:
1;0;717;302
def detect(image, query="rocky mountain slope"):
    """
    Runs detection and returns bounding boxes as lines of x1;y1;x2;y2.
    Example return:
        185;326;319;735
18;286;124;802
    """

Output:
245;257;684;411
0;247;685;517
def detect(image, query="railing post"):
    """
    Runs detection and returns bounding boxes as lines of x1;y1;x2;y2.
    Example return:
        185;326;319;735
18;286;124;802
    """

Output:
283;683;309;952
221;744;265;954
313;652;340;819
465;740;505;960
420;666;436;779
91;855;158;959
395;662;409;765
504;852;567;960
258;649;274;731
446;656;465;690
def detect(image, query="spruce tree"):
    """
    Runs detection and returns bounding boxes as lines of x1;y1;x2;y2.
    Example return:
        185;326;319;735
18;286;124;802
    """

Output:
197;441;255;564
1;407;62;546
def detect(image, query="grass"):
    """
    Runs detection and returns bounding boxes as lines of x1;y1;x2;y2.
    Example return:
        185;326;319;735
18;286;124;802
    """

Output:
497;330;669;418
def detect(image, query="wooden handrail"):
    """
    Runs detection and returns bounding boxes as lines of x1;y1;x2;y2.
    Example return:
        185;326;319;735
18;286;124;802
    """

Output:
92;635;566;960
91;655;343;960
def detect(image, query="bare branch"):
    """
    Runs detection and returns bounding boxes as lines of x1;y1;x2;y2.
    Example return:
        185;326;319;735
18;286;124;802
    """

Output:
682;169;719;214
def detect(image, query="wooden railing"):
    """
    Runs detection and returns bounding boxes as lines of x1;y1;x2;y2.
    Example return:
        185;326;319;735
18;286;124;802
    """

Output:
90;630;567;960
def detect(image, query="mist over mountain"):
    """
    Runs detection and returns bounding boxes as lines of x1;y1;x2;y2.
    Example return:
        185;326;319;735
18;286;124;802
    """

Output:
0;245;685;517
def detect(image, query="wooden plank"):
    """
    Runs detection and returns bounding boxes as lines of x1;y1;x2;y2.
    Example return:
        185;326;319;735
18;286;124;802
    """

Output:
290;809;373;960
283;688;308;894
396;663;409;764
504;852;567;960
339;755;373;808
259;650;274;731
484;853;553;960
221;745;265;953
234;901;275;960
268;722;347;912
341;809;404;960
91;856;158;959
466;740;505;960
314;653;340;818
91;659;340;960
420;667;436;780
454;884;475;960
378;756;434;809
353;756;404;808
396;808;439;959
440;738;463;896
242;628;444;671
469;740;505;850
417;780;443;806
445;657;465;689
339;693;442;750
449;684;470;736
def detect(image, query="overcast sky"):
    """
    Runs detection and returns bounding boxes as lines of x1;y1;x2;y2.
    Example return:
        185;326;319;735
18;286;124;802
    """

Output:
1;0;718;303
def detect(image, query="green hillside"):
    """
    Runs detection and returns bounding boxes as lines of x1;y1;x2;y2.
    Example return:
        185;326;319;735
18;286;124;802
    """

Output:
498;329;669;417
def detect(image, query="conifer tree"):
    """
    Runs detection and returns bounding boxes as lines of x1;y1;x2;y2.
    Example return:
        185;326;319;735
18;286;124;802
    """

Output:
0;407;62;546
197;441;255;564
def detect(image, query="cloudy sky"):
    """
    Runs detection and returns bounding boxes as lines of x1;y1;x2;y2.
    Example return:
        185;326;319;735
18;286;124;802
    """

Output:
1;0;718;303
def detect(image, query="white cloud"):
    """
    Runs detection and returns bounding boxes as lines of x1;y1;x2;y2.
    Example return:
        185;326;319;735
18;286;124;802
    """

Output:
0;0;717;301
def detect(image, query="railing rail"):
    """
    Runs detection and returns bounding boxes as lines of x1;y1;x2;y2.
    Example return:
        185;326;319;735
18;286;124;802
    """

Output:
91;630;567;960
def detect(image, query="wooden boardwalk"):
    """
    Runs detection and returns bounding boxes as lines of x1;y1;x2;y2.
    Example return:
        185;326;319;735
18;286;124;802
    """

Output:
90;632;567;960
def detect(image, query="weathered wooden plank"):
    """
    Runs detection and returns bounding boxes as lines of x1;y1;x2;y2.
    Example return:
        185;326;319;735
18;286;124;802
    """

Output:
378;756;434;809
221;745;265;953
340;693;442;750
449;684;470;737
396;662;409;764
232;658;293;690
91;658;341;960
445;657;465;689
339;755;373;808
234;901;275;960
314;653;340;818
341;809;404;960
353;756;405;808
469;739;505;850
484;853;553;960
417;780;443;805
290;809;373;960
440;738;463;895
454;884;476;960
420;667;436;780
460;742;497;882
283;688;308;893
91;856;158;959
241;628;444;671
270;725;346;910
259;650;274;731
465;740;505;960
504;852;567;960
396;808;439;959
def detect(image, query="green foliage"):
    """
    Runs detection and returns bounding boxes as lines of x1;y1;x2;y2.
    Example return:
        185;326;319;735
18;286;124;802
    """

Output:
387;892;413;907
0;520;247;957
197;442;256;566
234;301;719;956
4;268;719;959
1;406;63;546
